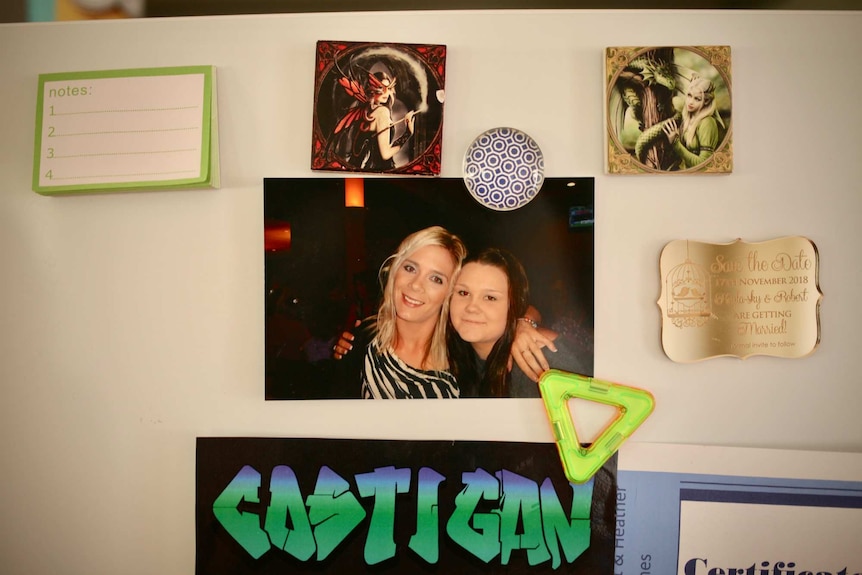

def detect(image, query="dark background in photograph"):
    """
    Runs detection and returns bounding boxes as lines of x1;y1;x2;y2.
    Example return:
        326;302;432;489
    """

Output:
264;177;595;400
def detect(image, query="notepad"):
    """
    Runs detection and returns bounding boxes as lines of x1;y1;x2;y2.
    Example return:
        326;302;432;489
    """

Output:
33;65;219;195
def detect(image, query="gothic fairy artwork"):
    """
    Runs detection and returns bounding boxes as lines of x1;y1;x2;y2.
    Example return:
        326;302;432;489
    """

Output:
311;41;446;175
605;46;732;175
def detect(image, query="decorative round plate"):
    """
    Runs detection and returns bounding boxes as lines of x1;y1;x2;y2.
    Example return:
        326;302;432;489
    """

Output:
462;127;545;211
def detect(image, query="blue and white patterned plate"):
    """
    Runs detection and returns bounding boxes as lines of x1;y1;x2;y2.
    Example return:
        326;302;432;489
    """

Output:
462;127;545;211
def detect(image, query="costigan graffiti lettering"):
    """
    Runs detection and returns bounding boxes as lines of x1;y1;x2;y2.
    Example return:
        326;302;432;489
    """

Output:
212;464;592;568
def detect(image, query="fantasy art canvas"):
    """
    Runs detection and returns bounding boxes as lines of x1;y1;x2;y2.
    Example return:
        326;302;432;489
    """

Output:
311;40;446;175
605;46;732;175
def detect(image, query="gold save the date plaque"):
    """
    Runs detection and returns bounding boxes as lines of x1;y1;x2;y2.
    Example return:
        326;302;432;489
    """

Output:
658;237;821;362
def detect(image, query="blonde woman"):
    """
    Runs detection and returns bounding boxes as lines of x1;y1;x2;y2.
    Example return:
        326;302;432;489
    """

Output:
662;75;722;169
344;226;467;399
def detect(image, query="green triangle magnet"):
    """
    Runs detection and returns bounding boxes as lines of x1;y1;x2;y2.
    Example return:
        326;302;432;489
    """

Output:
539;369;655;484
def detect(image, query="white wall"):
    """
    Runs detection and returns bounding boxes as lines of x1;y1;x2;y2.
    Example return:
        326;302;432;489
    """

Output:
1;10;860;574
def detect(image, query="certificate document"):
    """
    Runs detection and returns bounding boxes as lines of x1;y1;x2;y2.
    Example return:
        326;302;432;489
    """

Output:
615;443;862;575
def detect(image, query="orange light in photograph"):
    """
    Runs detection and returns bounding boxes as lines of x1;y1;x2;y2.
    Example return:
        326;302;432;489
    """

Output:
344;178;365;208
264;219;292;252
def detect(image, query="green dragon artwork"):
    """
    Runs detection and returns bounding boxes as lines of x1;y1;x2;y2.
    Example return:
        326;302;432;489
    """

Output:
606;46;732;174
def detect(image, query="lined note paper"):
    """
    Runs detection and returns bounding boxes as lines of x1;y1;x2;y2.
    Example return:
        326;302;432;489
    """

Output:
33;66;218;195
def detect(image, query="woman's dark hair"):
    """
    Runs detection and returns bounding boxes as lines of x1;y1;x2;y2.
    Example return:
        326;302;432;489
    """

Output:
448;247;530;398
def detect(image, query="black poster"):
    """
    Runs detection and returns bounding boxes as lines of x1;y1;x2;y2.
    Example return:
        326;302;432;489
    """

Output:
197;438;615;574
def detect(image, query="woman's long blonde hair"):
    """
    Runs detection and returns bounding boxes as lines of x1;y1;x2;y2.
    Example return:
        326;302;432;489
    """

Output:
681;75;717;148
373;226;467;371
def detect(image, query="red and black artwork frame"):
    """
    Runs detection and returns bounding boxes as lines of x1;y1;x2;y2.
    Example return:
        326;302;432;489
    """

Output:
311;40;446;176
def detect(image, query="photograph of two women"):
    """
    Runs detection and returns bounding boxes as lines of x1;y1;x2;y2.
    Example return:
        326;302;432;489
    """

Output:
264;177;594;400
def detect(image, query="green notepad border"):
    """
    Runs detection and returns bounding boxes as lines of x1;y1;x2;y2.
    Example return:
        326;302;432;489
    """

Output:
33;65;214;195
